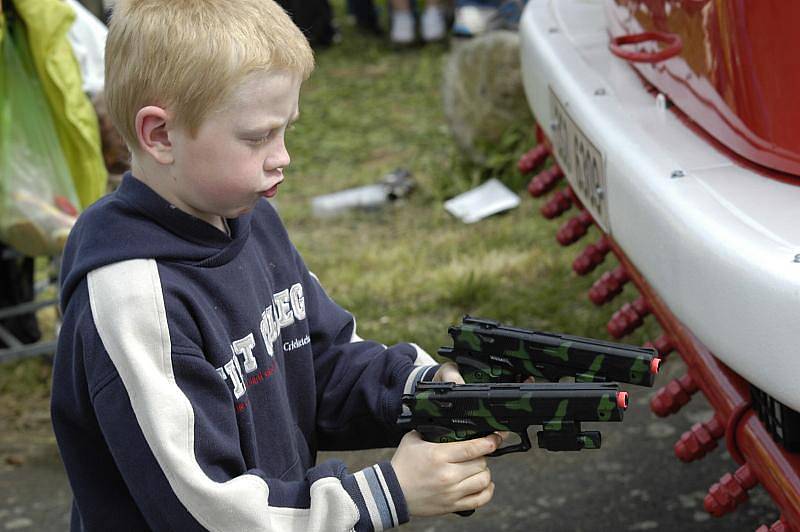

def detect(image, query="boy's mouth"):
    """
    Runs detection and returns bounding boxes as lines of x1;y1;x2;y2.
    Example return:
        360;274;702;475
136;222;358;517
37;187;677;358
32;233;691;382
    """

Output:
262;180;283;198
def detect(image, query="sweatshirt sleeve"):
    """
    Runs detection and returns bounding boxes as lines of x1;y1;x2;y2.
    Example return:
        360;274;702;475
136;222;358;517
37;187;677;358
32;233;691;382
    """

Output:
69;258;414;532
296;258;439;451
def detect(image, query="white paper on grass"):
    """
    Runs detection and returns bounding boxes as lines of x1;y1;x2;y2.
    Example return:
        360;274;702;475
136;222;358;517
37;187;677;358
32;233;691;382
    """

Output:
443;178;521;223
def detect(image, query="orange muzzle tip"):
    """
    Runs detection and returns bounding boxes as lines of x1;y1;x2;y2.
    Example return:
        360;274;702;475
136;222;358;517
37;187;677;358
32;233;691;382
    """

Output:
650;358;661;374
617;391;629;409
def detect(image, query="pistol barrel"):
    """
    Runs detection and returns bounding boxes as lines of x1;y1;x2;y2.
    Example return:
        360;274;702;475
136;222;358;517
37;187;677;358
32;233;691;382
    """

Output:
444;316;659;386
397;382;627;453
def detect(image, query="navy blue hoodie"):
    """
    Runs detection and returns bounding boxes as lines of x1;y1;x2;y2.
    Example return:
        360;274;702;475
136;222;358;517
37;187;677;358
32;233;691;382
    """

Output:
51;174;438;531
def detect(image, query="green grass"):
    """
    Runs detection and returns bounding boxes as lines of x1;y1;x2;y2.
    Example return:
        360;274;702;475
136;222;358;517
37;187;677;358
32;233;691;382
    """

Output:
0;3;662;438
277;9;662;352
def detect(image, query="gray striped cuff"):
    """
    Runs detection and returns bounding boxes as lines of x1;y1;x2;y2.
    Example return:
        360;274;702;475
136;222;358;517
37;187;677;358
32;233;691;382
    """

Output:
403;364;439;396
342;462;409;531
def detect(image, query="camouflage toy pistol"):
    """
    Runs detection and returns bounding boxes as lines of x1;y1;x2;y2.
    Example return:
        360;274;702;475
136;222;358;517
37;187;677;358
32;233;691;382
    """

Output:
396;381;628;454
397;381;629;517
438;316;660;386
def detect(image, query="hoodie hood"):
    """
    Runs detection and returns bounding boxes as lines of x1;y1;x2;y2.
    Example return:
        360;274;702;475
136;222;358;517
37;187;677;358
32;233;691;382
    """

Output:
60;173;252;311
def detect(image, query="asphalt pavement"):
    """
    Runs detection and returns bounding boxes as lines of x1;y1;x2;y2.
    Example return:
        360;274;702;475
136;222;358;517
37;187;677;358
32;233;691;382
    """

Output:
0;357;781;531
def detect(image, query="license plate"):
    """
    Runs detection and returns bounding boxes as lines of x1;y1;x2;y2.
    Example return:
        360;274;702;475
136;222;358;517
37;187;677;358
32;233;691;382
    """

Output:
549;89;609;232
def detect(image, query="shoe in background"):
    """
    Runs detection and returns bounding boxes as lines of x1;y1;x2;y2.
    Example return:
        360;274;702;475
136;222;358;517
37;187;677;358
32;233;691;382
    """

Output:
390;9;415;45
421;5;446;42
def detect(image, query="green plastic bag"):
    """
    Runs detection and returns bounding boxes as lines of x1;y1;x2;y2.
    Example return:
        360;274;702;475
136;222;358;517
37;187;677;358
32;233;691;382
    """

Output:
0;18;80;256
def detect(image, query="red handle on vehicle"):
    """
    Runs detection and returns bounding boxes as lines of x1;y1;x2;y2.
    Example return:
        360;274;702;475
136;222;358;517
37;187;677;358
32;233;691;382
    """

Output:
609;31;682;63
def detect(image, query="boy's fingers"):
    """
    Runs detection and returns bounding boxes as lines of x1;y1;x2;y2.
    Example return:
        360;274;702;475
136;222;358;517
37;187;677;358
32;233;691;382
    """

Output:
455;468;492;496
444;456;488;482
434;361;465;384
447;434;501;463
454;481;495;512
496;431;514;442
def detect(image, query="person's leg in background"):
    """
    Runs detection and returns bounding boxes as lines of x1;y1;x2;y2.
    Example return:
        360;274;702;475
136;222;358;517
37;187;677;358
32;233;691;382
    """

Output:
420;0;447;43
348;0;383;35
274;0;338;47
390;0;448;44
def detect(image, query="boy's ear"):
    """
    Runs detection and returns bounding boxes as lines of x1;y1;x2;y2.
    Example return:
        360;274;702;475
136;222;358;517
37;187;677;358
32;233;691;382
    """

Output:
135;106;174;165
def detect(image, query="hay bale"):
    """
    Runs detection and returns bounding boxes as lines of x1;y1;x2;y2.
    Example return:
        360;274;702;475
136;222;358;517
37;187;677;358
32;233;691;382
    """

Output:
442;31;533;165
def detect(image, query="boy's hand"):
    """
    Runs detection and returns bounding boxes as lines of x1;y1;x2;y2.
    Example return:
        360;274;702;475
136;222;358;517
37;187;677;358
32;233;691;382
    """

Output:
432;361;464;384
391;431;500;517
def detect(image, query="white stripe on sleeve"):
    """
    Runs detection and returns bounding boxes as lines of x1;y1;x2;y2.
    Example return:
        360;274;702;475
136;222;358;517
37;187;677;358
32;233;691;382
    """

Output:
354;470;384;531
372;465;399;526
409;343;436;366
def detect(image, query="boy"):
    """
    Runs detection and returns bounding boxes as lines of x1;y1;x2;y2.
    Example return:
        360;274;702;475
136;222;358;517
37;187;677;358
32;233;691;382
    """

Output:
50;1;501;530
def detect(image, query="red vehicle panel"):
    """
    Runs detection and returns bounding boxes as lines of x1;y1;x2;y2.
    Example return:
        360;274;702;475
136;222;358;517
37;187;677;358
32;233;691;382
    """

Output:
606;0;800;178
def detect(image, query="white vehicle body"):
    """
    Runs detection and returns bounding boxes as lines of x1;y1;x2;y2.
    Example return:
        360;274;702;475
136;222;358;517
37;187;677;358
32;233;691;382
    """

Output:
518;0;800;412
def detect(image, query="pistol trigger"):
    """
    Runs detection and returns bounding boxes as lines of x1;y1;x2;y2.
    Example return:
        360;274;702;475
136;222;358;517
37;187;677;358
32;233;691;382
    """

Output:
519;430;532;452
489;431;530;457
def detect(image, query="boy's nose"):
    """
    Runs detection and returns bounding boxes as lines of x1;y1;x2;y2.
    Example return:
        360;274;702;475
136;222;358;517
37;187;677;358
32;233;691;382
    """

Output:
267;141;291;170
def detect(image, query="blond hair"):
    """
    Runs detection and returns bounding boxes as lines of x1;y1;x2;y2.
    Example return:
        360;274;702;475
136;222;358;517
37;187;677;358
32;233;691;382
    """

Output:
105;0;315;148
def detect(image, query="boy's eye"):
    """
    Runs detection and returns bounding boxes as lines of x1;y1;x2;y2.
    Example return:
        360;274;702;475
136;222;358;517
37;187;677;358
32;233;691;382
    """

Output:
244;123;293;145
245;133;272;145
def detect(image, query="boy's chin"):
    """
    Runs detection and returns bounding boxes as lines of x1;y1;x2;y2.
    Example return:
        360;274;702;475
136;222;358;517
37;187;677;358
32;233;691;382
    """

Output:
219;195;268;219
233;200;261;217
